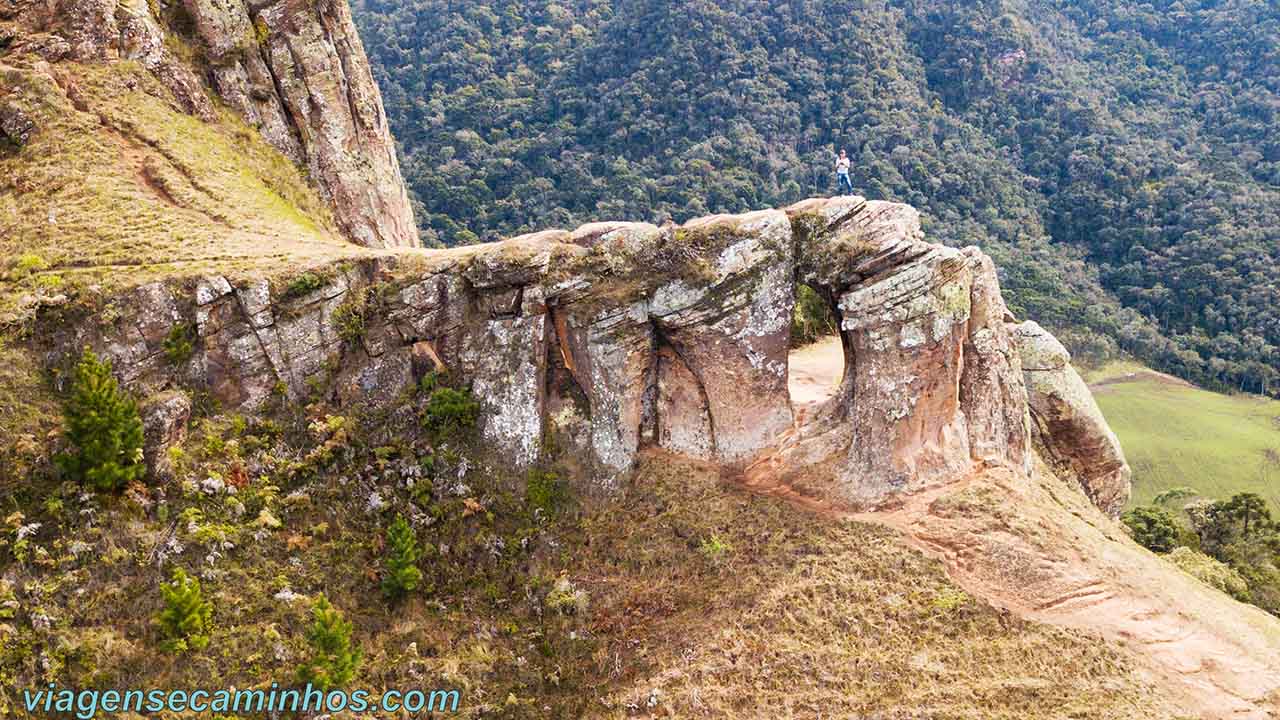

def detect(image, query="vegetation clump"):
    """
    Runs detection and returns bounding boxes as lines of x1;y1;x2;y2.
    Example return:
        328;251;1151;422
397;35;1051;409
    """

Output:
8;253;47;280
56;348;145;491
157;567;213;653
162;322;195;365
698;534;732;563
381;514;424;599
1121;506;1181;554
526;469;567;517
280;271;330;301
791;284;837;347
297;595;361;691
545;576;589;616
1168;547;1251;603
332;291;368;346
420;374;480;439
1127;491;1280;616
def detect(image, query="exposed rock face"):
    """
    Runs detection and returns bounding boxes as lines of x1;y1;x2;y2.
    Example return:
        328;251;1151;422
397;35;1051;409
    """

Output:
211;0;420;249
1012;321;1132;516
140;390;192;479
782;197;1035;506
38;197;1128;515
12;0;214;116
4;0;419;248
961;249;1033;475
0;99;35;146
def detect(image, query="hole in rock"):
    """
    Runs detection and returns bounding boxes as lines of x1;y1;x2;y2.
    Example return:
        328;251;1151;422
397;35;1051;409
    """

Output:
787;283;844;421
788;335;844;417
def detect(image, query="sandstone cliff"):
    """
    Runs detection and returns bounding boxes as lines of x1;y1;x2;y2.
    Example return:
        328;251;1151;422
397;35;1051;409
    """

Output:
0;0;418;249
33;195;1131;516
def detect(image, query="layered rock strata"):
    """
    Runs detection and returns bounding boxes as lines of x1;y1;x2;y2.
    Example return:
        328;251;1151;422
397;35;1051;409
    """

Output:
39;197;1131;514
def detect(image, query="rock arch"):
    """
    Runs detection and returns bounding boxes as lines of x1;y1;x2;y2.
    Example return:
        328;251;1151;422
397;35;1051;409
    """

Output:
46;197;1130;514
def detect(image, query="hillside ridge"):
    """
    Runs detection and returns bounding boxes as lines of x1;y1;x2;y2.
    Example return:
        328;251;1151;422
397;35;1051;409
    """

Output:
6;1;1280;714
1;0;418;249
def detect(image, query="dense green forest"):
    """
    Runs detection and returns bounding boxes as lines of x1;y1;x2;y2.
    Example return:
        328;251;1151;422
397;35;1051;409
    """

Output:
351;0;1280;395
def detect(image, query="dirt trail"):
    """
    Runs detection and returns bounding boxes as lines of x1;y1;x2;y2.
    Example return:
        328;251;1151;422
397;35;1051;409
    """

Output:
857;468;1280;719
756;336;1280;719
786;335;844;413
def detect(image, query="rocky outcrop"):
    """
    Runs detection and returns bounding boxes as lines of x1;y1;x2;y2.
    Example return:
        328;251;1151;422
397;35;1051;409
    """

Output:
189;0;419;249
37;197;1129;515
140;390;191;479
779;197;1035;506
3;0;419;248
0;99;35;146
10;0;216;118
1012;321;1132;516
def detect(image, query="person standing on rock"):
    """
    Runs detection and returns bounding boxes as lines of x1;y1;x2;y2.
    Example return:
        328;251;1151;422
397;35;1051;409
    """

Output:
835;150;854;195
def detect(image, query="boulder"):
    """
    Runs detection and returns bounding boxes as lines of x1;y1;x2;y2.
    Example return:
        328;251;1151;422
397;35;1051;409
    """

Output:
0;101;34;147
1011;321;1132;516
140;390;191;479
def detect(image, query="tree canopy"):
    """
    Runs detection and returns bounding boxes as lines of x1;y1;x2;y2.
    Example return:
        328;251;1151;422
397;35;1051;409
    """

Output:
353;0;1280;394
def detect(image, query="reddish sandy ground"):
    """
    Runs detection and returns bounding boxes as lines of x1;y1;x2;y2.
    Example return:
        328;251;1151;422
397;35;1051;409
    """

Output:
778;335;1280;719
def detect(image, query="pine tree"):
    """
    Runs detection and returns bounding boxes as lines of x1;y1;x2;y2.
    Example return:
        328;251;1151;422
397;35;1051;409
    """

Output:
381;514;423;599
56;348;145;491
297;595;361;691
158;568;213;653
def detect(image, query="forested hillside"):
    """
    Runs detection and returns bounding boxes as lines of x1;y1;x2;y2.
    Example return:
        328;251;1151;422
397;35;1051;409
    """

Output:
351;0;1280;395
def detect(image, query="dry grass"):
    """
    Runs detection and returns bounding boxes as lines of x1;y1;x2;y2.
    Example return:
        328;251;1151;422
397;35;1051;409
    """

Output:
0;339;59;498
1;408;1175;719
0;57;373;316
574;454;1172;719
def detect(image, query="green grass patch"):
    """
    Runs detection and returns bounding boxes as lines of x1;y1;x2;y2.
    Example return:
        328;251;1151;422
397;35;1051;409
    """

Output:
1088;362;1280;511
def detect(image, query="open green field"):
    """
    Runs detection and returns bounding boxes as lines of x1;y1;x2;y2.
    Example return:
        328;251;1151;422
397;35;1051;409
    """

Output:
1086;362;1280;511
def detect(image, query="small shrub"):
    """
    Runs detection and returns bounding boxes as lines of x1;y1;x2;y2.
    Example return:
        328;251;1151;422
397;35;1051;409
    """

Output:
1168;547;1252;603
417;370;450;395
382;514;423;599
422;386;480;438
545;576;589;616
1122;506;1182;553
332;293;368;346
158;568;213;653
526;469;567;517
280;271;329;301
34;273;64;290
1152;486;1200;507
253;16;270;44
162;323;195;365
56;349;146;491
10;253;47;280
297;595;361;691
931;587;971;613
699;534;732;562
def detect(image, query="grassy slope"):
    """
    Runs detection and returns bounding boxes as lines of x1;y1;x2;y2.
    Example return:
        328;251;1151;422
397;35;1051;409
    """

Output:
0;57;371;316
0;383;1176;719
597;457;1173;718
1087;362;1280;510
0;42;1214;720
